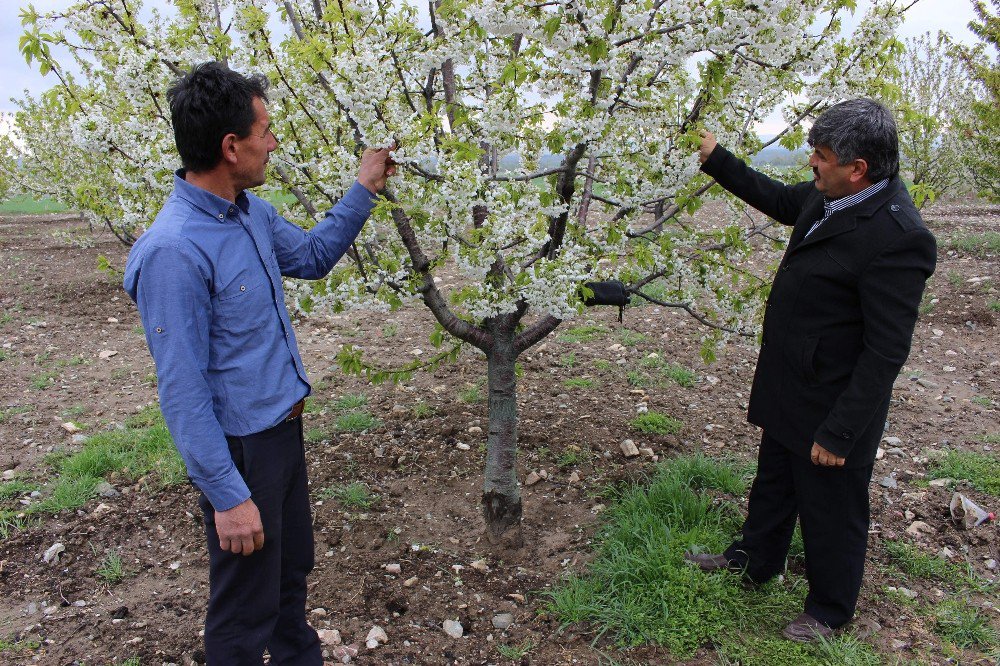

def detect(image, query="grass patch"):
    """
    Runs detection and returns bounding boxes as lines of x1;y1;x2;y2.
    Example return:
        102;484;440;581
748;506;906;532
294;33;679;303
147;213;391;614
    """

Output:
0;406;31;424
933;599;999;650
883;540;991;592
0;480;38;501
304;427;330;443
559;324;607;343
95;549;128;585
318;482;378;509
988;300;1000;313
619;329;649;346
0;634;41;652
563;377;596;389
412;401;436;418
557;447;588;468
546;455;878;662
928;450;1000;495
496;640;535;659
30;370;58;390
0;195;67;214
593;359;614;372
947;231;1000;258
335;411;382;432
459;384;484;403
629;411;683;435
333;393;368;412
559;352;577;368
971;396;994;407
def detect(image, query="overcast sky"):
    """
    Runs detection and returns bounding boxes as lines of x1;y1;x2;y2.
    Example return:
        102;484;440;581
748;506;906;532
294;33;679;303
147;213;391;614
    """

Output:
0;0;982;125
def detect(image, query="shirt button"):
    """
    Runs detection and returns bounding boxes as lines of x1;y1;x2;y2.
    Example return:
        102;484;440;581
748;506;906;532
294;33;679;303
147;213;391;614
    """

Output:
218;213;224;219
155;327;163;333
240;285;246;291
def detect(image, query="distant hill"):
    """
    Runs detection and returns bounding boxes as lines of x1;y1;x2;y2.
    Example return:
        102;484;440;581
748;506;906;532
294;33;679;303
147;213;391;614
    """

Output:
751;144;809;168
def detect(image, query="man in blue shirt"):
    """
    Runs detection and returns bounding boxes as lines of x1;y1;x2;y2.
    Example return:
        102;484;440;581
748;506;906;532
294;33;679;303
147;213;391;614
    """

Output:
124;62;394;665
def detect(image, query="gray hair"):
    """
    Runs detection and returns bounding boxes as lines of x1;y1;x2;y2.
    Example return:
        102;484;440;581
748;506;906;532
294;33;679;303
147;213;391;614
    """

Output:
807;99;899;182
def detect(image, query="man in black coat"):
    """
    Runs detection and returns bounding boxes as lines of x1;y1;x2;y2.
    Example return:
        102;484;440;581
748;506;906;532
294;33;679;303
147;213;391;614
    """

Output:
685;99;936;641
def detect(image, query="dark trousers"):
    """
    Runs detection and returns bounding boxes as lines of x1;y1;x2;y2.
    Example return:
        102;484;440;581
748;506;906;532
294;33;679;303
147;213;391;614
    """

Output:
723;432;874;629
198;417;321;666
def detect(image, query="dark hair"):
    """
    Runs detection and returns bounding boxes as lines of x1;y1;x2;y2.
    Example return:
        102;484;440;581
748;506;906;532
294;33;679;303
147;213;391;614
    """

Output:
167;62;269;172
807;98;899;182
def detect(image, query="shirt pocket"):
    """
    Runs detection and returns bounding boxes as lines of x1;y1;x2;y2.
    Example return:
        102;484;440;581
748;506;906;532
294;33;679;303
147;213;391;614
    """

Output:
213;277;273;336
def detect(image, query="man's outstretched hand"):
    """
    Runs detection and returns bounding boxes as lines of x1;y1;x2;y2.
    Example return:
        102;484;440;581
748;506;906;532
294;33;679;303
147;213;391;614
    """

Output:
358;145;398;194
698;129;717;164
215;497;265;556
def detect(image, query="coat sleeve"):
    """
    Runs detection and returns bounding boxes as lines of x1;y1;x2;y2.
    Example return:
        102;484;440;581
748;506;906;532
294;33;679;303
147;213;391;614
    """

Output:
700;144;815;227
813;227;937;457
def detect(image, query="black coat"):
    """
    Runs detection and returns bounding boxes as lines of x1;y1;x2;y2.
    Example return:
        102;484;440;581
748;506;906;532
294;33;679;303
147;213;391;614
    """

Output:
702;146;937;467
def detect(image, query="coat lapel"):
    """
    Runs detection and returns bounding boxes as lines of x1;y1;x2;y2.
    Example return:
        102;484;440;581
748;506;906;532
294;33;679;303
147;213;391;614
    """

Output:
787;178;905;255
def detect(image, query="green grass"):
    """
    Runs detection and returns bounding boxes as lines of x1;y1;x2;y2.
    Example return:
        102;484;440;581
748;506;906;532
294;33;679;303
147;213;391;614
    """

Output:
1;408;185;534
333;393;368;412
459;384;484;403
0;480;38;501
933;600;999;650
95;549;128;585
30;370;58;390
619;329;649;346
559;324;608;343
927;450;1000;495
971;396;994;407
629;411;683;435
318;482;378;509
563;377;596;389
0;406;31;424
0;195;67;214
918;290;936;316
0;634;41;652
496;640;535;659
947;231;1000;258
335;411;382;432
559;352;577;368
883;540;992;592
593;359;614;372
0;350;7;362
946;270;964;289
0;514;40;540
988;300;1000;313
546;455;880;662
412;401;436;418
557;447;588;468
304;427;330;443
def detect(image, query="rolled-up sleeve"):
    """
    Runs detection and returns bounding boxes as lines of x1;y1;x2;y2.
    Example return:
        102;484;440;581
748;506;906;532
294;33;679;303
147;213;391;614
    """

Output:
270;181;376;279
126;242;250;511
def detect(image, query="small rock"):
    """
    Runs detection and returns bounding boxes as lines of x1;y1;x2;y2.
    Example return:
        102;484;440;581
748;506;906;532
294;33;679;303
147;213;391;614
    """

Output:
384;563;401;575
524;472;542;486
43;543;65;564
61;422;81;434
879;475;898;489
905;521;933;536
443;619;464;638
366;625;388;649
915;378;939;389
875;448;885;460
98;350;118;360
330;643;357;663
639;447;655;458
310;607;328;616
985;559;997;570
620;440;640;458
391;404;408;414
891;639;909;650
468;426;482;434
897;587;918;599
568;471;581;484
492;613;514;630
95;481;119;498
938;547;955;560
71;434;87;444
107;317;119;323
455;442;471;451
471;559;489;573
508;593;525;603
403;576;419;587
882;436;902;446
928;478;952;487
2;469;14;480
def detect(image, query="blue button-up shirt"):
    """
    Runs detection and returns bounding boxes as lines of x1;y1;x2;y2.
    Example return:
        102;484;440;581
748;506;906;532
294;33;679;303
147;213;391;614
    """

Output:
124;171;375;511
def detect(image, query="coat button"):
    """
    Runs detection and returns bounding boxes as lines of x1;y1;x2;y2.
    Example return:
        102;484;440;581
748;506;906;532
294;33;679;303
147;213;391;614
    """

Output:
890;204;900;212
841;431;852;439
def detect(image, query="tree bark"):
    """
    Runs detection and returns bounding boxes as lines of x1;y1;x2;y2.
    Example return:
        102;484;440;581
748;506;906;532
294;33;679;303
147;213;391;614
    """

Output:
481;318;522;546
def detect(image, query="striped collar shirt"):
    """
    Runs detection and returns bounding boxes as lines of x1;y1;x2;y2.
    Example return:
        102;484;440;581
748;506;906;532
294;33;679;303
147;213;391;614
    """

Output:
806;178;889;237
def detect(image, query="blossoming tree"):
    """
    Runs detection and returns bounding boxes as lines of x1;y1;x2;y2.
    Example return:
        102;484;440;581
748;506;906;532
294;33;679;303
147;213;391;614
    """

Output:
4;0;905;543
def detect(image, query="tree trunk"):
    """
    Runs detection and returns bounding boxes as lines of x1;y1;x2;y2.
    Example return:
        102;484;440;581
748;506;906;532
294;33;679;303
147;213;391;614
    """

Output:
481;324;522;547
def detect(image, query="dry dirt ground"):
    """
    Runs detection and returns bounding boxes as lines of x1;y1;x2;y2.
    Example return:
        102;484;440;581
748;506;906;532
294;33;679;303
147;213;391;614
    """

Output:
0;200;997;665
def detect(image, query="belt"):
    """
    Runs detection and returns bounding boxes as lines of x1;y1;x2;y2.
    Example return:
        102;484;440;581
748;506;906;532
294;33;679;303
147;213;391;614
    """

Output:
285;399;305;422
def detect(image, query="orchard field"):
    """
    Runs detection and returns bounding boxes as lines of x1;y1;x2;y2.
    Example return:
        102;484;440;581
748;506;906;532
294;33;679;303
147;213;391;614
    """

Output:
0;199;998;665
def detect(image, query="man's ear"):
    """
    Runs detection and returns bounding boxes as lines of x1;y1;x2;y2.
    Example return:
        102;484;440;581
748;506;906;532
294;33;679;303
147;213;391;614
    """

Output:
849;158;869;183
220;133;239;165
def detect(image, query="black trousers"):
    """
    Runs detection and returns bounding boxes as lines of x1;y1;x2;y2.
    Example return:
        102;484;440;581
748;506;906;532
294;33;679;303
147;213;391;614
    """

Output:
723;432;874;629
198;417;321;666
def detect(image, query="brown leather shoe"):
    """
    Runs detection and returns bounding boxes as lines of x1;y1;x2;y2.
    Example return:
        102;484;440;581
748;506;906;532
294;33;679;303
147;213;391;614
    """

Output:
683;552;732;572
782;613;833;643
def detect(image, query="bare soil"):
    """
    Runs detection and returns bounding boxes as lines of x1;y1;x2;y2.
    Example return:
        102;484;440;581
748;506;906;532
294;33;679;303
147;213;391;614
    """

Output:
0;201;997;665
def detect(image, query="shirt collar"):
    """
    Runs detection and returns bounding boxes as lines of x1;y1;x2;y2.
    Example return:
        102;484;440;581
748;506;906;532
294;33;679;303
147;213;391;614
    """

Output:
822;178;889;217
172;169;251;221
